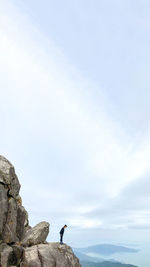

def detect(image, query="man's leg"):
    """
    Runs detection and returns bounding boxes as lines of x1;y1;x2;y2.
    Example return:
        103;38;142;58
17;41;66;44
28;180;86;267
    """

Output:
60;234;63;244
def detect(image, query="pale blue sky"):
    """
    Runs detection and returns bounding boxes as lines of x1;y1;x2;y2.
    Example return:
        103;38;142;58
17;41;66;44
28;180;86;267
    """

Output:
0;1;150;266
14;0;150;134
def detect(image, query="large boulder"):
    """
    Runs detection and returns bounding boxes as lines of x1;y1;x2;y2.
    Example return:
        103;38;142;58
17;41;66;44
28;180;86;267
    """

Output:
22;243;82;267
21;222;50;247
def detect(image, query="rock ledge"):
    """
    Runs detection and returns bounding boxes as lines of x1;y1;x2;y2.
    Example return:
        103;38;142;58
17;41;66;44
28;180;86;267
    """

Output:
0;156;81;267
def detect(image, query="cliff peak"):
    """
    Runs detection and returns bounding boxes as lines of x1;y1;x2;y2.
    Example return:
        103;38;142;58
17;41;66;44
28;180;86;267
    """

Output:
0;156;81;267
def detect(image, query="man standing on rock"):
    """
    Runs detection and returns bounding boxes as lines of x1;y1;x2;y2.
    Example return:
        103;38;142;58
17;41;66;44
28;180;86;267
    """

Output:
60;225;67;244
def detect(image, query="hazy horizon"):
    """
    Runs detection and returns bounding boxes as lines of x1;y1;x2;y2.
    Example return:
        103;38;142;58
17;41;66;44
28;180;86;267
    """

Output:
0;1;150;267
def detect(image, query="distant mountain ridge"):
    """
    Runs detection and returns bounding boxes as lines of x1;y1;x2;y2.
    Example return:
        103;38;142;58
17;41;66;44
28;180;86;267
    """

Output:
74;244;139;267
73;250;104;262
81;261;139;267
73;249;119;263
75;244;139;256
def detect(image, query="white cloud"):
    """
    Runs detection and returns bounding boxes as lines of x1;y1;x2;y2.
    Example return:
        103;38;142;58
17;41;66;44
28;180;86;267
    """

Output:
68;217;102;229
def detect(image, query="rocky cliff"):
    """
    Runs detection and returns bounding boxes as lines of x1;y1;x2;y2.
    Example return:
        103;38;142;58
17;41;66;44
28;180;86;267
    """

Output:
0;155;81;267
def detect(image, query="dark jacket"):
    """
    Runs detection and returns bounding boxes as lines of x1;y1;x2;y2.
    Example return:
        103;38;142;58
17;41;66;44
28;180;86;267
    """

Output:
60;227;64;235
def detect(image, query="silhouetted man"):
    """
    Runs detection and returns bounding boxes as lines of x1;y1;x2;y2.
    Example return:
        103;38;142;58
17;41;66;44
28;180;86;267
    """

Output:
60;225;67;244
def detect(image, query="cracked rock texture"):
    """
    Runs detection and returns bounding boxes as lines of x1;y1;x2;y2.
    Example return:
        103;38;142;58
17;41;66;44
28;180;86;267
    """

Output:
22;243;81;267
0;155;81;267
21;222;50;247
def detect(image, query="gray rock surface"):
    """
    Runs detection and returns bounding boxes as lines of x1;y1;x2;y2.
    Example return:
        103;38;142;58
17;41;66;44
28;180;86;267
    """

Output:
22;243;81;267
3;197;18;243
0;155;81;267
0;244;24;266
16;205;29;240
0;245;14;267
0;155;29;245
22;246;41;267
0;183;8;240
22;222;50;247
0;155;20;198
